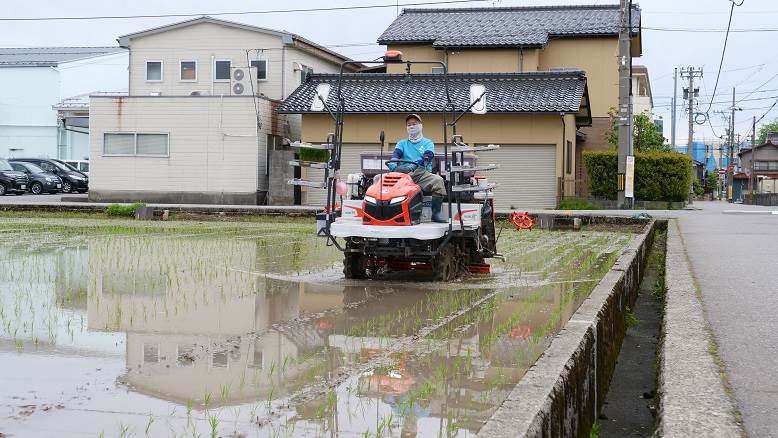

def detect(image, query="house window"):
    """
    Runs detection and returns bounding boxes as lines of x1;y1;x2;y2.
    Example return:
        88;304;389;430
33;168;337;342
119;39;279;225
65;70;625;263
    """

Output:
754;161;778;171
104;133;169;157
431;67;445;74
214;59;231;81
299;64;313;83
143;343;160;364
179;60;197;81
104;133;135;155
137;134;169;156
250;60;268;81
145;60;163;81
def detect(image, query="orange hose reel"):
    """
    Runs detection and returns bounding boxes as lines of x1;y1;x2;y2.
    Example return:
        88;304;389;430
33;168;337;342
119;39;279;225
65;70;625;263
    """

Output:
508;212;536;231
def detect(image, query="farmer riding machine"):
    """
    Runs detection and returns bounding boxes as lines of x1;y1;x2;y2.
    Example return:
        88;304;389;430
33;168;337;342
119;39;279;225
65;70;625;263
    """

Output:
288;51;501;281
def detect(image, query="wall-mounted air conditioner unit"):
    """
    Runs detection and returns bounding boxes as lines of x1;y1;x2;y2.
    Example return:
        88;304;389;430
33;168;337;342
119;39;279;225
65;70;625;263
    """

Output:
230;66;257;96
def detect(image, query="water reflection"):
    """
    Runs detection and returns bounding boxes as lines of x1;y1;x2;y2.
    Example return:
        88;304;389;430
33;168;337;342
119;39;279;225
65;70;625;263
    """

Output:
1;227;628;437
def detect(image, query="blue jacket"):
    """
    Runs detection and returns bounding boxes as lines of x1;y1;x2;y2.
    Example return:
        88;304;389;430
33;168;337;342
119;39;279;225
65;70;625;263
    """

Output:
388;137;435;171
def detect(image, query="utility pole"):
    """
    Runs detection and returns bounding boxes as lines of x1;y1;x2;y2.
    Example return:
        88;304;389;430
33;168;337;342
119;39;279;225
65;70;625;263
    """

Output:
752;115;757;200
671;67;677;150
680;66;703;203
727;88;741;202
716;111;731;201
616;0;633;209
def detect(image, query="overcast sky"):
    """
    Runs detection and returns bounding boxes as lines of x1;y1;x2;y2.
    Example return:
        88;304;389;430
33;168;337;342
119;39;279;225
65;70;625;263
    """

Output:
1;0;776;145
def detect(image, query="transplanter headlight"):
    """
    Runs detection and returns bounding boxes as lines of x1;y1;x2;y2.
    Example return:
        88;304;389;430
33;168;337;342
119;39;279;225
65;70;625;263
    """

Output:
364;196;377;204
389;196;406;205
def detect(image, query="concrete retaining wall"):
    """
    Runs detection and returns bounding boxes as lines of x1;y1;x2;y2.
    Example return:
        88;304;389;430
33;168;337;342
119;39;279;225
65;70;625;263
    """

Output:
478;220;656;438
88;190;266;205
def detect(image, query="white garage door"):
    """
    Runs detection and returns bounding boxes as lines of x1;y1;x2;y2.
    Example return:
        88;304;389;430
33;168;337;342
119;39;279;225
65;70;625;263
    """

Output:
303;144;380;206
484;144;557;210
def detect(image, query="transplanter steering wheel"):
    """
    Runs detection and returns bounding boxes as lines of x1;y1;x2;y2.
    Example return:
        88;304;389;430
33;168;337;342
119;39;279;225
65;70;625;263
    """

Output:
385;159;420;173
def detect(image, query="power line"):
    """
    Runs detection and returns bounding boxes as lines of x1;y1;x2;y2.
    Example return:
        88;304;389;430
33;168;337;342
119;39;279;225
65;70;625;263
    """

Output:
644;9;777;15
643;25;778;33
705;0;740;113
736;72;778;104
755;96;778;124
0;0;491;21
653;94;778;108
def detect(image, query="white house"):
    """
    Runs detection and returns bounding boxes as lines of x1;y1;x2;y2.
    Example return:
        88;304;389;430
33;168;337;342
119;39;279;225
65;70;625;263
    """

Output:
88;16;358;205
632;64;653;117
0;47;128;160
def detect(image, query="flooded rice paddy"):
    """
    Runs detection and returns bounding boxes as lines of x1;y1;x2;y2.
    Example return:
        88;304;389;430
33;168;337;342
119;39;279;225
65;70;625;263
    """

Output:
0;217;634;437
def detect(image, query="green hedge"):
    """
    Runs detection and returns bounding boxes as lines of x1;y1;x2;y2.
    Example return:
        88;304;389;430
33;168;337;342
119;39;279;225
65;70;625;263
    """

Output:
105;202;146;217
583;150;692;202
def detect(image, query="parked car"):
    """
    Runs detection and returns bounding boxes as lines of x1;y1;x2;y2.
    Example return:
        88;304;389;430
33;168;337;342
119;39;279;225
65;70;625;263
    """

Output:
12;158;88;193
63;160;89;176
0;159;29;195
9;161;62;194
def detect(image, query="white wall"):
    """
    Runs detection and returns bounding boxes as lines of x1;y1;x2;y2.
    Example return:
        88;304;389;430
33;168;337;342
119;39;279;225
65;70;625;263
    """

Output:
126;22;344;100
0;67;60;127
0;51;129;159
58;51;129;98
0;125;57;158
0;67;59;157
68;130;90;160
89;95;266;195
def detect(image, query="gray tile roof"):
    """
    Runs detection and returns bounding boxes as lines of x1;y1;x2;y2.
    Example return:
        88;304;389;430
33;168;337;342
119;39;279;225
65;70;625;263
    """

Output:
377;5;641;48
0;47;126;67
279;70;589;116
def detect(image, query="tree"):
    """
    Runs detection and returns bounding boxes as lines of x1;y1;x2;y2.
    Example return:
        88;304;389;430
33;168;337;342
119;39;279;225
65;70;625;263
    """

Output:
757;118;778;145
606;109;671;152
704;170;718;194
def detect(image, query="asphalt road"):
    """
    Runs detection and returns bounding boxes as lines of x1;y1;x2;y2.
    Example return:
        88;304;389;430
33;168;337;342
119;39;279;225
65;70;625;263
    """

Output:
678;201;778;437
0;193;85;204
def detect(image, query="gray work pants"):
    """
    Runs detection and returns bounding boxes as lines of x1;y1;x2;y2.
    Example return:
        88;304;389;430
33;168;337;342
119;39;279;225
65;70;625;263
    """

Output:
409;167;446;197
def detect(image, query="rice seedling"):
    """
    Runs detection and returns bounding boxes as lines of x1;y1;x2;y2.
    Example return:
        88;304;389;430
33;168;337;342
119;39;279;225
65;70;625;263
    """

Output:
144;413;155;437
219;383;230;403
208;414;219;438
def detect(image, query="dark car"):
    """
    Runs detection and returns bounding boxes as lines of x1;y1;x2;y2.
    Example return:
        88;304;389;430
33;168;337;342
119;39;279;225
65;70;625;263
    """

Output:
12;158;88;193
0;159;29;195
9;161;62;194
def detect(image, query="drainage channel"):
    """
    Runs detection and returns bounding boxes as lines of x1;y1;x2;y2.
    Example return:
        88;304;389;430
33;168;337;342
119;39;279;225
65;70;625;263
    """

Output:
598;225;667;437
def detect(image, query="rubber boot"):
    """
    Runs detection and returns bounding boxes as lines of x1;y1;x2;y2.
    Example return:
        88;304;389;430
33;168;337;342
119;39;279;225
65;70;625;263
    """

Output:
431;196;447;223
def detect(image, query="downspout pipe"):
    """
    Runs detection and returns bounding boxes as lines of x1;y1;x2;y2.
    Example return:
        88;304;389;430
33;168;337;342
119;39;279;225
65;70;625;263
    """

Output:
281;34;293;100
560;112;567;201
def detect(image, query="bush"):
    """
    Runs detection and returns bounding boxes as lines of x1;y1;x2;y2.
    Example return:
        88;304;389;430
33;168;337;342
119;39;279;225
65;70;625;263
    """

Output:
584;150;692;202
692;179;704;197
105;202;146;217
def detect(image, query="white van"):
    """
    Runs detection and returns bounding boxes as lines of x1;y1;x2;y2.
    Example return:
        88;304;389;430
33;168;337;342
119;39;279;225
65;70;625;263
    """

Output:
63;160;89;176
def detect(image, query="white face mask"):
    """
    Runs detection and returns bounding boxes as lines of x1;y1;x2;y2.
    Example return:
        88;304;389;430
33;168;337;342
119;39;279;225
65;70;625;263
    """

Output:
406;123;423;139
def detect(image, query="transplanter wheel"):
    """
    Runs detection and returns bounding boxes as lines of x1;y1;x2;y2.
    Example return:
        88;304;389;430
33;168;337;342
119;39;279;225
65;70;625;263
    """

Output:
432;244;456;282
343;252;368;279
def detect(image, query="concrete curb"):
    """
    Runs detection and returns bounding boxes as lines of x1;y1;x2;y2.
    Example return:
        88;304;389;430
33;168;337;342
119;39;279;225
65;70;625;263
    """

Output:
477;220;656;437
657;220;742;437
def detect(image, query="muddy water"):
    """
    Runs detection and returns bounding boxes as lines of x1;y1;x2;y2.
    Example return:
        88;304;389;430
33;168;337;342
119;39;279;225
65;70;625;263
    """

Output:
0;219;631;437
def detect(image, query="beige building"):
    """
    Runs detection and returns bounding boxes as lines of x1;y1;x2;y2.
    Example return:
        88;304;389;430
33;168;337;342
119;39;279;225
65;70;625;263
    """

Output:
88;16;357;204
281;5;642;209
